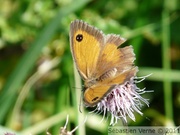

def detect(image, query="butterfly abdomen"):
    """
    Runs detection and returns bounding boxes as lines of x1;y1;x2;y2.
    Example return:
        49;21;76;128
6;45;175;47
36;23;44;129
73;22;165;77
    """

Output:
97;68;117;82
84;68;117;88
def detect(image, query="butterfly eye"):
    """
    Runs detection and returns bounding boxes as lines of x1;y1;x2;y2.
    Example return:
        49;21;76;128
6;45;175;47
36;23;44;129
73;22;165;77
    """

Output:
92;97;99;102
76;34;83;42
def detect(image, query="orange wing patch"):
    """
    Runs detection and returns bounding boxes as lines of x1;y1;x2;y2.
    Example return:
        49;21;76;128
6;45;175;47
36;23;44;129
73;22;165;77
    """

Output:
84;85;112;106
95;35;135;78
72;30;101;79
70;20;104;80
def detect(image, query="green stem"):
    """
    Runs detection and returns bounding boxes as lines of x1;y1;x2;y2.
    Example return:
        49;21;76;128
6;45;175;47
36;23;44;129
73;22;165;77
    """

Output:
162;0;173;124
73;64;86;135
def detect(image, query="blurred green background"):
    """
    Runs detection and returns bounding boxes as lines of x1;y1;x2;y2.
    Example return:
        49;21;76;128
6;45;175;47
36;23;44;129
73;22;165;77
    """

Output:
0;0;180;135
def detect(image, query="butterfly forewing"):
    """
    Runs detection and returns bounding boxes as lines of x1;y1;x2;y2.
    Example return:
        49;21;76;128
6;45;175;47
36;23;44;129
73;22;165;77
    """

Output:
70;20;104;80
95;34;135;77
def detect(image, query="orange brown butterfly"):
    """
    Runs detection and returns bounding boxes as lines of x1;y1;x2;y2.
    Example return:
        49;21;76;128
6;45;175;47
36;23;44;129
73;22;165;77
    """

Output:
70;20;137;107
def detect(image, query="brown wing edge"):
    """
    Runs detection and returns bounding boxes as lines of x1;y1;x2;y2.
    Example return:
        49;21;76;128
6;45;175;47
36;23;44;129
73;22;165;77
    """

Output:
115;45;136;73
105;34;126;47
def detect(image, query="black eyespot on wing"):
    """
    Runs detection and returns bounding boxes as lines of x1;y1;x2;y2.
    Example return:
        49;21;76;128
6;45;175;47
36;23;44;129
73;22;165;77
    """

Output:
76;34;83;42
92;97;99;102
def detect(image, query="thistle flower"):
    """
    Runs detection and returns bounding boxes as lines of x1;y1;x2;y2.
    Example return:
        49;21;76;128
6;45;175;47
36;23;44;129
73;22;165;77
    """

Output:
91;76;150;126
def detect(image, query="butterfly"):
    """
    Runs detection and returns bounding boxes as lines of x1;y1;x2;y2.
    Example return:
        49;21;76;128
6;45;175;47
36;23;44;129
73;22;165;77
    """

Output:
70;20;137;107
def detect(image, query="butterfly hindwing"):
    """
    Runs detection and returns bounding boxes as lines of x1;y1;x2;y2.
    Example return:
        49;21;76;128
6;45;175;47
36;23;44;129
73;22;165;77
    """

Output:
83;67;138;106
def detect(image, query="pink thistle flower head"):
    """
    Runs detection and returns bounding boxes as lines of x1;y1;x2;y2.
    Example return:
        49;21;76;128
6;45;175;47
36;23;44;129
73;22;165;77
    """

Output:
90;76;150;126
